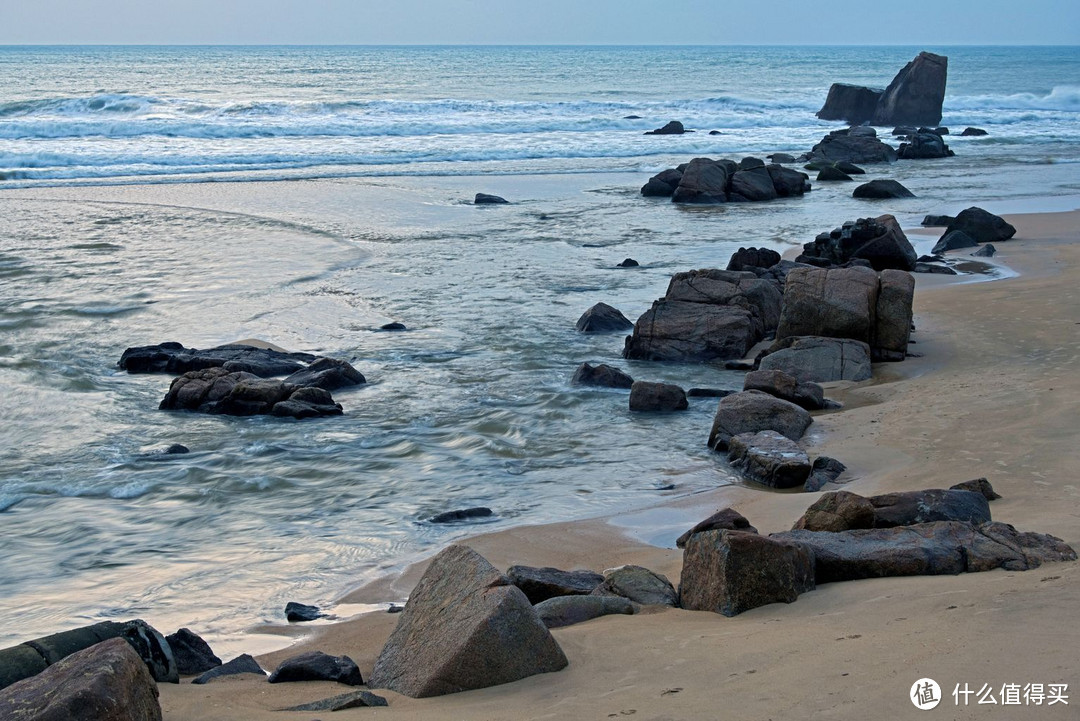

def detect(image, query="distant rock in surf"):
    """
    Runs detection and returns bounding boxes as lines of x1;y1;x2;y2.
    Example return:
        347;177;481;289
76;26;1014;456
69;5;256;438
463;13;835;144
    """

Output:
644;120;686;135
576;302;634;333
617;257;639;267
119;341;316;377
806;127;897;165
852;179;916;198
429;507;493;524
571;362;633;389
379;321;407;331
961;127;988;136
474;193;508;204
159;368;343;419
817;51;947;127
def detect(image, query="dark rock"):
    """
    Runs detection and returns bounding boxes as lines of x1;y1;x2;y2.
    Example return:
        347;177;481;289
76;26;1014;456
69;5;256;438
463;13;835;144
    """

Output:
165;628;220;676
645;120;686;135
727;247;781;272
971;244;997;257
533;596;634;629
159;367;342;418
816;83;883;124
283;357;366;391
872;52;948;126
380;322;407;331
804;456;848;492
817;166;853;182
641;168;683;197
629;381;688;412
671;158;729;204
282;689;388;712
429;507;493;524
793;491;876;532
191;654;264;684
571;362;633;389
922;214;955;227
727;430;812;488
774;521;1076;584
950;478;1002;501
474;193;508;204
892;125;917;136
0;638;161;721
848;126;878;138
686;387;734;398
931;230;978;255
623;115;642;120
775;265;879;345
807;130;897;164
576;302;634;333
368;545;567;697
873;269;916;361
961;127;988;136
724;359;757;371
679;530;816;617
268;651;363;686
913;262;957;275
769;153;797;164
285;602;324;623
836;161;865;175
708;390;813;451
944;207;1017;244
869;488;991;528
506;566;604;605
797;215;916;271
728;167;779;202
853;179;916;199
917;254;943;263
738;156;766;170
118;342;315;376
766;164;812;196
759;336;873;383
708;130;722;135
743;369;825;410
163;444;189;455
623;302;755;362
592;565;678;606
617;257;640;267
897;131;953;159
675;508;758;549
387;604;404;613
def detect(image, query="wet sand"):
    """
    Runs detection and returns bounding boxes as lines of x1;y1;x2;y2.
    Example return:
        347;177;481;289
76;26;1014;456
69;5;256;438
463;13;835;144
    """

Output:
160;209;1080;720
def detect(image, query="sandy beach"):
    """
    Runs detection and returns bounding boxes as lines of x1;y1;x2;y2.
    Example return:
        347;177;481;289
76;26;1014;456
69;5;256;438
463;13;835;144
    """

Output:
153;208;1080;719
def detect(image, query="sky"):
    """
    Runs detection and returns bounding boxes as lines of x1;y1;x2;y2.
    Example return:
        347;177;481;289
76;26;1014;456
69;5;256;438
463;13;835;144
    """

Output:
1;0;1078;46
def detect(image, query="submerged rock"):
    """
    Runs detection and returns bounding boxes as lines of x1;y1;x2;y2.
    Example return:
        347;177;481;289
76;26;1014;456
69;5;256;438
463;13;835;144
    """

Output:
474;193;508;204
571;362;634;389
429;507;493;524
629;381;688;412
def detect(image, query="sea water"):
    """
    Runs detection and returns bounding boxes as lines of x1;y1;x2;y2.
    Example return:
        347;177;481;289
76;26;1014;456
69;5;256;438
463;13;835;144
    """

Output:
1;45;1078;655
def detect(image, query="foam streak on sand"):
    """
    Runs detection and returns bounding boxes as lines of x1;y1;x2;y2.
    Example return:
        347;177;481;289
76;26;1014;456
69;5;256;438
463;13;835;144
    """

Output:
156;210;1080;719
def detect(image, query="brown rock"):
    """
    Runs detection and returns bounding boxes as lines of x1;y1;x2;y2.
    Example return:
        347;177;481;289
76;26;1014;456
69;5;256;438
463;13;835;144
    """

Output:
793;491;876;532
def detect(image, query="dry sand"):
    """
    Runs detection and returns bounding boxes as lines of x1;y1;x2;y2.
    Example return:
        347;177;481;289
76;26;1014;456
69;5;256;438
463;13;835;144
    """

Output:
160;210;1080;720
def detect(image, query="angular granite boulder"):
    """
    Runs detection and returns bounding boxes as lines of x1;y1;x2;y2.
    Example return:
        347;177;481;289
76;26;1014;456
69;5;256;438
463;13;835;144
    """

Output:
591;565;678;607
506;566;604;605
759;336;873;383
708;390;813;451
675;508;758;549
727;430;812;489
793;491;876;533
869;488;991;528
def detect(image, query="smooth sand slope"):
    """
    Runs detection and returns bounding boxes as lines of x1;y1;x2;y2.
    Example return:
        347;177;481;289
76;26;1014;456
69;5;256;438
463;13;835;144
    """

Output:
160;210;1080;720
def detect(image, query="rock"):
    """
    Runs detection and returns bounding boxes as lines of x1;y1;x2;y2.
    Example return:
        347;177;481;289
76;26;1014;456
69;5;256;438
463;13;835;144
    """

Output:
931;230;979;255
776;265;879;344
728;167;778;202
679;530;816;617
284;601;323;622
675;508;758;549
767;164;812;196
571;362;633;389
686;387;734;398
645;120;686;135
623;301;758;362
774;521;1076;584
664;269;783;329
892;125;917;136
759;336;873;383
474;193;508;204
897;131;953;159
368;545;567;698
743;369;825;410
873;269;916;361
816;84;883;124
118;342;315;376
534;596;635;629
379;321;407;330
576;302;634;332
708;390;813;451
853;179;916;199
617;257;640;267
797;215;916;271
641;168;683;197
629;381;688;412
944;207;1017;244
738;156;766;170
268;651;363;686
922;214;954;227
869;488;991;528
727;247;781;272
817;166;853;182
164;629;220;676
836;161;865;175
807;129;897;164
872;52;948;126
708;130;722;135
961;127;988;136
191;654;264;684
769;153;797;164
950;478;1002;501
163;444;189;454
0;638;161;721
804;456;848;492
671;158;729;204
972;244;997;257
793;491;876;532
623;115;642;120
283;357;365;391
848;126;877;138
913;262;957;275
592;565;678;606
282;689;388;712
727;430;812;488
429;507;493;524
159;368;342;418
506;566;604;604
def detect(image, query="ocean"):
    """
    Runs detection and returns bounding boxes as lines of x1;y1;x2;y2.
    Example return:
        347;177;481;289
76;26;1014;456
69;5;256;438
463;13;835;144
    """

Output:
1;45;1078;655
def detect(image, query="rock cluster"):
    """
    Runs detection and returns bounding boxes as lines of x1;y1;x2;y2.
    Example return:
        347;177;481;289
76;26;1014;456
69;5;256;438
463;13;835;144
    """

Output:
641;157;810;203
797;215;917;271
805;127;898;165
160;367;343;419
817;51;947;127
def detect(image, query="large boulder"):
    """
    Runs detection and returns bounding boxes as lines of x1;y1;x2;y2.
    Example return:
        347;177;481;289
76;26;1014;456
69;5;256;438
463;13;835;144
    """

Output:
164;629;220;676
931;230;978;255
868;488;992;528
728;167;779;202
671;158;730;204
767;164;812;196
774;521;1075;584
817;166;853;182
533;596;635;629
708;390;813;451
743;369;825;410
872;52;948;127
663;269;783;332
623;302;758;362
776;266;879;346
758;336;873;383
591;565;678;607
793;491;876;532
816;84;884;124
797;215;917;271
727;430;812;489
368;545;567;698
897;131;953;159
576;302;634;333
679;530;816;617
943;207;1017;244
675;508;758;549
807;129;898;164
506;566;604;604
629;381;688;412
640;168;683;197
268;651;363;686
0;638;161;721
852;179;916;199
118;342;316;376
727;247;782;272
873;269;916;361
571;362;633;389
159;368;343;418
283;357;365;391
